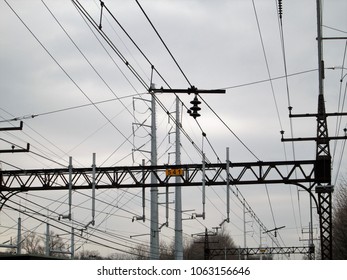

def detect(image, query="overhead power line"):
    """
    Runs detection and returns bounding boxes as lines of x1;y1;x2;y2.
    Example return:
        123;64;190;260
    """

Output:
221;69;318;90
0;93;143;123
134;0;192;87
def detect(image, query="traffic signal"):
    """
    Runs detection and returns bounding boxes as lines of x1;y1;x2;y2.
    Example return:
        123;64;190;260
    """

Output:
188;94;201;119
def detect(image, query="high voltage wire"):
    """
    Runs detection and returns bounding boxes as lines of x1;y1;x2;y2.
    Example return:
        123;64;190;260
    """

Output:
251;0;281;242
251;0;283;131
134;0;192;87
71;0;149;90
275;0;301;241
13;186;191;252
5;194;151;255
5;203;148;257
0;94;142;123
332;42;347;168
220;69;319;90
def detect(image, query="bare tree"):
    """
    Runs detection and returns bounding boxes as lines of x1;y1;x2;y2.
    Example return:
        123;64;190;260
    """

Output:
21;230;68;258
107;252;135;260
185;228;238;260
49;231;69;258
159;241;174;260
22;232;44;255
131;243;149;260
76;249;103;260
333;180;347;259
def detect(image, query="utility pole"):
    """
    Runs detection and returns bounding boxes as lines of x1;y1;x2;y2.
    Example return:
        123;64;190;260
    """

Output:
150;86;225;260
150;91;159;260
174;97;183;260
45;223;50;256
16;217;22;254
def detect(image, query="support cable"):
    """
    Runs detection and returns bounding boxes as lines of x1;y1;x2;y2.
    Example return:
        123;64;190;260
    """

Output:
71;0;149;89
134;0;192;87
0;93;143;123
275;0;302;238
251;0;283;130
332;41;347;165
251;0;283;242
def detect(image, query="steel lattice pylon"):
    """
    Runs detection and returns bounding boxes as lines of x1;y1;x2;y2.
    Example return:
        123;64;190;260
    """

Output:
316;185;333;260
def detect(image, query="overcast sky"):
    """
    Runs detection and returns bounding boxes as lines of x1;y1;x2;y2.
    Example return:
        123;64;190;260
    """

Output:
1;0;347;259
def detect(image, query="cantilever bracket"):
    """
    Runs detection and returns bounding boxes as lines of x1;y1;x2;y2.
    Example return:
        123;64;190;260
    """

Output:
0;143;30;154
0;121;23;131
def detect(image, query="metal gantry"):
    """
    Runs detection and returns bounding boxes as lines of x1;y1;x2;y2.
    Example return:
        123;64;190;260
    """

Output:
209;246;314;260
0;160;317;192
0;158;321;255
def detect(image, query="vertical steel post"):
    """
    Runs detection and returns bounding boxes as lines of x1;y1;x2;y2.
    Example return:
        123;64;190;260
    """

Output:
71;227;75;259
226;147;230;223
243;199;247;260
68;156;72;220
202;153;206;219
150;92;159;259
174;97;183;260
142;159;146;222
45;223;50;256
92;153;96;226
16;217;21;255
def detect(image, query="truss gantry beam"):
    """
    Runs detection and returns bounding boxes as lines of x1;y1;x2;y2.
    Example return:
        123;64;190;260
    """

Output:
0;160;316;192
209;246;313;259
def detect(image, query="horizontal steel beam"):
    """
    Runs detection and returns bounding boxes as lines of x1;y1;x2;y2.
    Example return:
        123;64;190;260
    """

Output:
0;160;317;192
151;87;226;94
290;112;347;118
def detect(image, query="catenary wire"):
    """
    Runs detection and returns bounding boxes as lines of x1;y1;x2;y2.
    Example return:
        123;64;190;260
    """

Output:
275;0;301;240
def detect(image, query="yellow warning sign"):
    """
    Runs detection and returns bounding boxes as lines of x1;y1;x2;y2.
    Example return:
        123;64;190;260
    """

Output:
165;168;184;176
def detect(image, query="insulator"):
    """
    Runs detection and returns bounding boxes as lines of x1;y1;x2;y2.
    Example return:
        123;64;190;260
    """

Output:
189;95;201;119
278;0;283;19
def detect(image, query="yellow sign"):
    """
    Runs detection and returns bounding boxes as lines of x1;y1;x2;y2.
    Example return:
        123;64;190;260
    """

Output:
165;168;184;176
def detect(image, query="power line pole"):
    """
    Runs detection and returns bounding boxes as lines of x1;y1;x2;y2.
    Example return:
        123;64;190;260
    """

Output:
174;97;183;260
150;91;159;260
